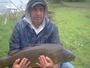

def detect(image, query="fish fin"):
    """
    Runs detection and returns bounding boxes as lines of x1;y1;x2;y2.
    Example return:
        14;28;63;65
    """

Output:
8;52;18;56
0;65;4;68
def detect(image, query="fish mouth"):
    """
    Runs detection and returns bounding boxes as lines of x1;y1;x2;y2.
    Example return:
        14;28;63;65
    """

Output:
73;58;77;61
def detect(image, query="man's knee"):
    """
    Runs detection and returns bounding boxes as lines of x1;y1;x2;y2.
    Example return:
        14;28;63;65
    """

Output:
60;62;75;68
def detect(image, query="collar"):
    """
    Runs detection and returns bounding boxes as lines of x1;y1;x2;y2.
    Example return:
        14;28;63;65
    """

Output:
24;17;45;34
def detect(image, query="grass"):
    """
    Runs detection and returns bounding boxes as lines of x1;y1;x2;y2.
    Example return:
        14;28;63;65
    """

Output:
0;13;23;58
55;8;90;68
0;1;90;68
48;1;90;68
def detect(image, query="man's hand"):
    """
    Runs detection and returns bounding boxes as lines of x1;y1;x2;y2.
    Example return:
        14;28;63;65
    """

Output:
36;55;54;68
13;58;32;68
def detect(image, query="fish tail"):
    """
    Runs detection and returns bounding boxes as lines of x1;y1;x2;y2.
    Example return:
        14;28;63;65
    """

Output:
0;65;4;68
0;60;4;68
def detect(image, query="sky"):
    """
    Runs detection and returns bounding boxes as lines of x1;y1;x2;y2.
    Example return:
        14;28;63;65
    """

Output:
0;0;29;14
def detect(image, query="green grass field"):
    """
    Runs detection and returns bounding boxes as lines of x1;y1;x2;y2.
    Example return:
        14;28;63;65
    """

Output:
0;1;90;68
48;1;90;68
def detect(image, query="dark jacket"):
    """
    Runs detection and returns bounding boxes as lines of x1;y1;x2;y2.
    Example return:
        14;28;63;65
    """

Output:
8;0;63;68
8;18;62;54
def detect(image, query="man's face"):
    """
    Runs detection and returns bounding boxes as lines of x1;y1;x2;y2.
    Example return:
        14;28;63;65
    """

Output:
30;4;45;27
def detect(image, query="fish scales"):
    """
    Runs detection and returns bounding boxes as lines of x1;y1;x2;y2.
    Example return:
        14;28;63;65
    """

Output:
0;44;76;68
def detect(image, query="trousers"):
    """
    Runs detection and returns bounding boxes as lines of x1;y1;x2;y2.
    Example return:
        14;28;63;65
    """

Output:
61;62;75;68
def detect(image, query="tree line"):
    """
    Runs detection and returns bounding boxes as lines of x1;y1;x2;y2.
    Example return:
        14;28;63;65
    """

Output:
52;0;86;3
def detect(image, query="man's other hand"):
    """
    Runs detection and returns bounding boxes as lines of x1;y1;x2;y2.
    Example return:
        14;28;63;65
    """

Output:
13;58;32;68
36;55;54;68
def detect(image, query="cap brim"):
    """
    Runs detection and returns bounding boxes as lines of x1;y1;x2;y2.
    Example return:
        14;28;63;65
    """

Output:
31;2;44;8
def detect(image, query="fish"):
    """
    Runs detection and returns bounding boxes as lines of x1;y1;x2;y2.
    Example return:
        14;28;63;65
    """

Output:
0;44;76;68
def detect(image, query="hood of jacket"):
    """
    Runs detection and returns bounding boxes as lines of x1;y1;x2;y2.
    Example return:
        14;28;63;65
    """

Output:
24;0;48;34
25;0;47;25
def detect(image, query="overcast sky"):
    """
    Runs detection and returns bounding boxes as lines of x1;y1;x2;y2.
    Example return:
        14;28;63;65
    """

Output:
0;0;29;14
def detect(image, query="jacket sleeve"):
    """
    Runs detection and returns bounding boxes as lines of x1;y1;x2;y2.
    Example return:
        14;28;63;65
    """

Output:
51;25;63;46
8;23;21;55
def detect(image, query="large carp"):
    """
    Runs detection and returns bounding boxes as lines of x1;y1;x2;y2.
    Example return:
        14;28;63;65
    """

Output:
0;44;76;68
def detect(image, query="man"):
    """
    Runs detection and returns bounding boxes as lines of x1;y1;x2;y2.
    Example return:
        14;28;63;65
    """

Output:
8;0;75;68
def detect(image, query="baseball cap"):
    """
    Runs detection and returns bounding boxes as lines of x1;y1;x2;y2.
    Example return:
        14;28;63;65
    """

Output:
31;2;45;8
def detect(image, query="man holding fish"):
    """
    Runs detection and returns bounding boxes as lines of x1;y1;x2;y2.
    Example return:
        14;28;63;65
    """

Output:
8;0;75;68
